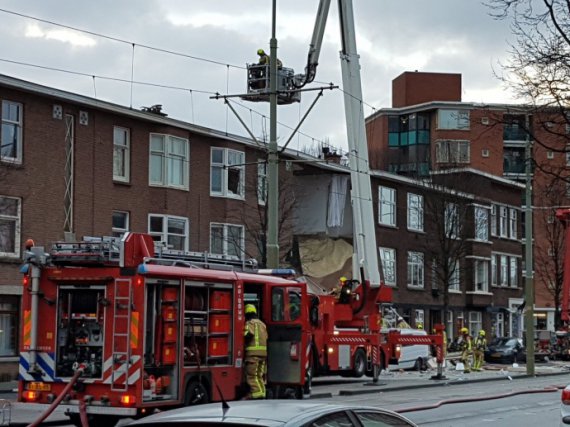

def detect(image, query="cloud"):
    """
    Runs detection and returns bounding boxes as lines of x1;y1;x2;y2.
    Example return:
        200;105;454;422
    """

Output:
24;23;96;47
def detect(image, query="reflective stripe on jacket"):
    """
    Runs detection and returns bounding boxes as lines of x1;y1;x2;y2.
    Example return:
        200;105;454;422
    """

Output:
244;318;268;357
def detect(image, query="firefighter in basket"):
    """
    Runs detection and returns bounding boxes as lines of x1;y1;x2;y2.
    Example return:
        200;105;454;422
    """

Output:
243;304;268;399
472;329;487;371
458;327;473;373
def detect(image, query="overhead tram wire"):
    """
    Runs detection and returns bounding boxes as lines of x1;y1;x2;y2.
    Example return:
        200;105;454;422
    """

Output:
0;8;245;70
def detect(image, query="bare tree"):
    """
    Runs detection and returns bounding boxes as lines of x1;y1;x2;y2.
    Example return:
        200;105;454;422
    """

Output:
534;177;567;329
420;174;474;329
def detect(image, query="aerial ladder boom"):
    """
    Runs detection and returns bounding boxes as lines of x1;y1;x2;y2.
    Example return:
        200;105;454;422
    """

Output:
297;0;381;286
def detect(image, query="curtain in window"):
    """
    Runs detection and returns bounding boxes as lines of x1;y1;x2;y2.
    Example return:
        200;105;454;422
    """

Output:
327;175;348;228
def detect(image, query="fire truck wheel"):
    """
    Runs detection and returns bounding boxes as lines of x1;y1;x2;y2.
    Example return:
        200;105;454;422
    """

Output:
184;380;210;406
353;349;366;378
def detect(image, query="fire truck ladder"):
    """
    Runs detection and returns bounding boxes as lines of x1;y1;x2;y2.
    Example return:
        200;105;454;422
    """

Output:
110;278;133;391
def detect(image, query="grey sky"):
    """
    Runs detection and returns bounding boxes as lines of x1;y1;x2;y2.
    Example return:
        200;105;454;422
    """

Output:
0;1;515;153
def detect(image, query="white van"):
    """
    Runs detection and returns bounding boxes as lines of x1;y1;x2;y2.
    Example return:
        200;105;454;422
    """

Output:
384;328;431;371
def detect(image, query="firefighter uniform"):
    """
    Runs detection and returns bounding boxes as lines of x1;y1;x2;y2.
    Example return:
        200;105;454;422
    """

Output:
244;304;268;399
459;327;473;373
473;330;487;371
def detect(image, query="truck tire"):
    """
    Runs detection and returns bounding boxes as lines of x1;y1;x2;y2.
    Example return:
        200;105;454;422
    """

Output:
184;380;209;405
414;357;426;371
353;349;366;378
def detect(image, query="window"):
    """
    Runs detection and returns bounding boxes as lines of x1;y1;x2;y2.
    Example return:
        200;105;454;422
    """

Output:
149;134;189;189
257;160;267;205
355;410;416;426
445;202;459;239
474;207;488;241
1;101;23;163
310;411;353;427
407;193;423;231
500;255;508;286
499;206;508;237
407;251;424;288
469;311;482;335
378;186;396;226
210;223;244;259
0;296;19;356
415;309;424;327
547;151;554;160
566;148;570;167
148;214;188;251
0;196;20;258
211;148;245;198
379;247;396;286
490;205;497;236
113;127;130;182
449;259;460;291
474;260;489;292
510;257;518;288
437;109;470;130
112;211;129;237
491;254;498;287
435;140;470;163
509;208;517;239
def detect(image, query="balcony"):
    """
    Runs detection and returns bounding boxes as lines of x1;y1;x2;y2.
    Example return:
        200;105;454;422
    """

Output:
503;128;529;142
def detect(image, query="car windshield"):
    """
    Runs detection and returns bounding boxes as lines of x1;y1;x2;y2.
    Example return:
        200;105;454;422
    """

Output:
492;338;518;347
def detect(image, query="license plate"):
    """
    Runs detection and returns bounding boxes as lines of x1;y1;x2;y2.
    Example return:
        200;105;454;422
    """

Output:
27;382;51;391
491;353;501;357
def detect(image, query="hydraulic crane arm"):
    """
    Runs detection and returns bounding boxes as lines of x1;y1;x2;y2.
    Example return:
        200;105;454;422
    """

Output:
299;0;381;286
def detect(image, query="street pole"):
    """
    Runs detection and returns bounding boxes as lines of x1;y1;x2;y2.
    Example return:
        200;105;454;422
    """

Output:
267;0;279;268
524;113;535;375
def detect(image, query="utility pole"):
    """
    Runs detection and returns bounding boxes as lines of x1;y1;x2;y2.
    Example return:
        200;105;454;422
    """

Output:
524;113;535;375
266;0;280;268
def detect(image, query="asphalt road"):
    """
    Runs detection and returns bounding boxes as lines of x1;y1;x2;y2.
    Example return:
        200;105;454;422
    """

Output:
2;374;567;426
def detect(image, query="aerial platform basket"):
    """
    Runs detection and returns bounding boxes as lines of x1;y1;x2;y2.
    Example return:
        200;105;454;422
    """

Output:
243;64;301;105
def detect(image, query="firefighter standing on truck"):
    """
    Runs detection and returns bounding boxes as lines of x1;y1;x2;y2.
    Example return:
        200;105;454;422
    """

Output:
472;330;487;371
459;327;473;373
243;304;268;399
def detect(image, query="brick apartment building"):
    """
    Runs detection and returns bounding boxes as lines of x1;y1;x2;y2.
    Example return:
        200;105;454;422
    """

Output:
0;73;524;379
366;70;565;333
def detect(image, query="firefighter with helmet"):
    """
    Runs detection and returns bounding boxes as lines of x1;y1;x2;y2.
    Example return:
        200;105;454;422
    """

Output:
257;48;282;68
473;330;487;371
243;304;268;399
458;327;473;373
331;276;347;298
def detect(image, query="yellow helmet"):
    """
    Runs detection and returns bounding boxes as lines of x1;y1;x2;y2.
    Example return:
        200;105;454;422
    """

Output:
479;330;486;336
460;327;468;334
340;276;347;282
245;304;257;314
417;323;423;330
257;49;265;56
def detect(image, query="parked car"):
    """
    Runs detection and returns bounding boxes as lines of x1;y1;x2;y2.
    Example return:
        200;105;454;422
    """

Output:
128;401;418;426
387;328;430;371
484;337;525;364
561;384;570;425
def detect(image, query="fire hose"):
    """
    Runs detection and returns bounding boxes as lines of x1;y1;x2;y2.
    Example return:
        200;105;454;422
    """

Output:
396;384;564;414
26;367;87;427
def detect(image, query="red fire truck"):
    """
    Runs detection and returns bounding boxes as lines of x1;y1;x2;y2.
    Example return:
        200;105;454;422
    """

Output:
17;233;443;426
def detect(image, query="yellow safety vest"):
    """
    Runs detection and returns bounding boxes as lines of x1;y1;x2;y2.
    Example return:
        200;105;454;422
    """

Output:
244;318;268;357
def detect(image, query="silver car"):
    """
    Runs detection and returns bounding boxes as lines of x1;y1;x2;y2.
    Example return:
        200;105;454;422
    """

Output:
128;401;417;426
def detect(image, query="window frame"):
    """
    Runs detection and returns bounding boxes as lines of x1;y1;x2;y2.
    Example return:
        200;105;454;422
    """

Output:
437;109;470;130
1;100;23;164
491;254;498;287
257;159;267;205
449;259;460;291
468;311;482;336
509;208;517;239
379;247;396;286
490;205;497;236
210;147;245;199
445;202;459;239
435;140;471;164
474;260;489;292
500;255;508;287
210;222;245;260
112;211;130;238
407;251;424;289
407;192;424;232
474;206;489;241
113;126;130;182
149;133;189;190
0;195;21;258
378;186;396;227
499;206;508;237
148;214;189;251
0;295;19;356
510;257;518;288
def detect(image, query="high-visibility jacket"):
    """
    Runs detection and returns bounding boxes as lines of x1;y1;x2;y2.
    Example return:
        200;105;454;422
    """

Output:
474;336;487;351
459;335;472;351
244;318;268;357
